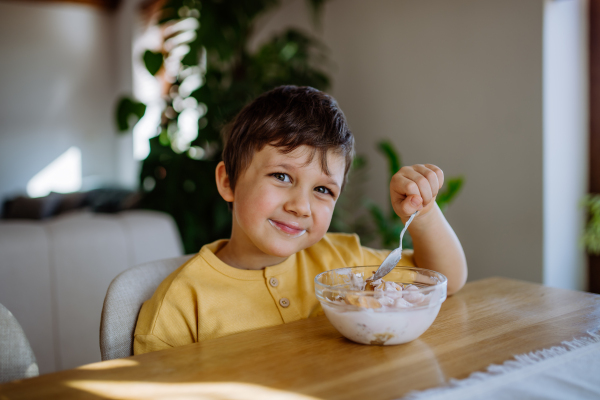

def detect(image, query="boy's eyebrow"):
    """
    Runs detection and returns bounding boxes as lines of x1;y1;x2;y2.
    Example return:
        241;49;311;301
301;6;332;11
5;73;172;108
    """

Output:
268;163;297;170
323;178;341;188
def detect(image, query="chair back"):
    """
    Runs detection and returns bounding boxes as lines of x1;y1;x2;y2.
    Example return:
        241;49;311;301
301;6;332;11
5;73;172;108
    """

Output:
0;303;39;382
99;255;193;361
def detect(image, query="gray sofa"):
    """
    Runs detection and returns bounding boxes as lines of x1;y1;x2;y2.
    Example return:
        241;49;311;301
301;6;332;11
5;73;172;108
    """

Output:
0;210;184;374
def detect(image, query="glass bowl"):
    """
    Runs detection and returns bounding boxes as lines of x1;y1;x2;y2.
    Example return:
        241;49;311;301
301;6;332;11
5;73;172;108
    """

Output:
314;266;447;345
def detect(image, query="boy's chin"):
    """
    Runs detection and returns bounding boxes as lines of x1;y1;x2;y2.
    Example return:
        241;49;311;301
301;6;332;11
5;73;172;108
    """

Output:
264;246;301;259
262;240;312;258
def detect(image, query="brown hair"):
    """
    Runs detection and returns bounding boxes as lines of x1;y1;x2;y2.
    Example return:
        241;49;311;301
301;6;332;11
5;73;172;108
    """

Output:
221;85;355;195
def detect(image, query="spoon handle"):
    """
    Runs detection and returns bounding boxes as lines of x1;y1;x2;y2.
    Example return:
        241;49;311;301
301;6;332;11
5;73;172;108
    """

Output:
399;210;419;248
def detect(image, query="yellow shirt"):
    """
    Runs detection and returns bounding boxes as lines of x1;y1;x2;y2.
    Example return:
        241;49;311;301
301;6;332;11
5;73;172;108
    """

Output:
133;232;415;355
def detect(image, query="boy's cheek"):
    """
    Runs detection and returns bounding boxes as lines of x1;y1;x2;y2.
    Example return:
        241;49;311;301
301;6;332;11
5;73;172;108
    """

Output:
312;205;335;234
236;187;281;220
318;200;335;220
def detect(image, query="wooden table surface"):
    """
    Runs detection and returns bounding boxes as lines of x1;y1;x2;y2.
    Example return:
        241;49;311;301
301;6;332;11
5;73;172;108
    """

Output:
2;277;600;400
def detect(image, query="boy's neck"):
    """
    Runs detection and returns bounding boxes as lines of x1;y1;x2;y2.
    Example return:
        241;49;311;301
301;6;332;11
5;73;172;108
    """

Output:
215;241;289;270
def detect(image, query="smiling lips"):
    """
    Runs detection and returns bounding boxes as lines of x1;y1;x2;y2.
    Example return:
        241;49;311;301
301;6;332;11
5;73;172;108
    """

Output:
268;219;307;238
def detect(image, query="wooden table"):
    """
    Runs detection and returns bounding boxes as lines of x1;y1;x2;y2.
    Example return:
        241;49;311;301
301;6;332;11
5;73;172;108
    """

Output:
2;277;600;400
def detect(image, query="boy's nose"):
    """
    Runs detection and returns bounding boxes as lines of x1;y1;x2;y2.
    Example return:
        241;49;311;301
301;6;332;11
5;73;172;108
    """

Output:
284;190;311;217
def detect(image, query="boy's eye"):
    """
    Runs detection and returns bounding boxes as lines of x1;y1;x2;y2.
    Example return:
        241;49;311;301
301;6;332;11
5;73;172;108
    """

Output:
314;186;332;196
272;173;291;182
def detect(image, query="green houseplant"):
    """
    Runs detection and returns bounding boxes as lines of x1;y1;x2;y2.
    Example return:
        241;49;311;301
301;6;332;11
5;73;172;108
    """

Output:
582;194;600;255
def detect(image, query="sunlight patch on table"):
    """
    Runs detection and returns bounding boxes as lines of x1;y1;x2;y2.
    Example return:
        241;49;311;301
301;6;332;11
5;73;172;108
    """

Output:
77;359;139;370
65;381;320;400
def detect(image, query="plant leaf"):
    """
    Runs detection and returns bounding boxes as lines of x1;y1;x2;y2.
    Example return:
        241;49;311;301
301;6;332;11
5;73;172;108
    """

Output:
376;140;402;221
582;194;600;255
143;50;164;76
377;140;402;180
437;177;464;212
115;97;147;132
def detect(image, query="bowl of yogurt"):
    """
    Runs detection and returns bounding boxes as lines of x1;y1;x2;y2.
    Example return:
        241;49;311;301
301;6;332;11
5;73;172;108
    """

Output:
314;266;447;345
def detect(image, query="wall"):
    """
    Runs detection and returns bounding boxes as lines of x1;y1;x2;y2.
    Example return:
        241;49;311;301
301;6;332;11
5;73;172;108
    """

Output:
254;0;546;284
0;1;134;208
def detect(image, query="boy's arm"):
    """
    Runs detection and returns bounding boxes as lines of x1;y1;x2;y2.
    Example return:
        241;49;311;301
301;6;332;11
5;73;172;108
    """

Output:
390;164;467;294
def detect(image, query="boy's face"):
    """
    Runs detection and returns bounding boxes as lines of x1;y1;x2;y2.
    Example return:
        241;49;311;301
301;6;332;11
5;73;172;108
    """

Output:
229;145;346;261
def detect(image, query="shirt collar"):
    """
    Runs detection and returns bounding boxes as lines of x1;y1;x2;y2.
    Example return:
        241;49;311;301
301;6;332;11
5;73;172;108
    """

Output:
200;239;297;280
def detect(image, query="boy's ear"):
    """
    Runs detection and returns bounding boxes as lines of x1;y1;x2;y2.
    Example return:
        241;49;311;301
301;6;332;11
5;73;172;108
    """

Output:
215;161;235;203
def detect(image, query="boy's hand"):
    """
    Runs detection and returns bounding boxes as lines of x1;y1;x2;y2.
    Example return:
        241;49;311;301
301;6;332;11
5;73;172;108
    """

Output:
390;164;444;220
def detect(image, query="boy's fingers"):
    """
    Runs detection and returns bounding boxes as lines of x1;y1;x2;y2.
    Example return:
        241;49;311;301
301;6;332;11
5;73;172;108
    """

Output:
413;164;440;199
391;174;423;217
400;195;423;215
391;172;420;198
391;164;444;218
424;164;444;189
402;167;434;205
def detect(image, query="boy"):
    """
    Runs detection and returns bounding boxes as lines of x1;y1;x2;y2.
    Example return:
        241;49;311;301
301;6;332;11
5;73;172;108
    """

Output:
134;86;467;354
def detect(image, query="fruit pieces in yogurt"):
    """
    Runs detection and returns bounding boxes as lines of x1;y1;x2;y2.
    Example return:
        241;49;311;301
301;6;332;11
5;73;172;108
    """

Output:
330;271;429;309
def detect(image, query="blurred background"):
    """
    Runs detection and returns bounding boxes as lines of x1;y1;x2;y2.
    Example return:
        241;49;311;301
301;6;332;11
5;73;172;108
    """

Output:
0;0;598;374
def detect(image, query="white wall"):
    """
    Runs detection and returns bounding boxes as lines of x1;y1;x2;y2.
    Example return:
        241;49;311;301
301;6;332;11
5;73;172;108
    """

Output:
254;0;546;284
543;0;588;290
0;1;136;208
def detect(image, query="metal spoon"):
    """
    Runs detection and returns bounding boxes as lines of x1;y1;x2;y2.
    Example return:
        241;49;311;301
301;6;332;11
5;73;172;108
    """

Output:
370;210;419;282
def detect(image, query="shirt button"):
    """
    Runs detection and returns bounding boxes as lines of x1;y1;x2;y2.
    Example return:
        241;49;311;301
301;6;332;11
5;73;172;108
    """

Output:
269;277;279;287
279;298;290;308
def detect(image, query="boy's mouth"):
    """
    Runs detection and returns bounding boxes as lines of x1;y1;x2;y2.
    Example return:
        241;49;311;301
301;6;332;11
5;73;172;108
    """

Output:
268;219;307;238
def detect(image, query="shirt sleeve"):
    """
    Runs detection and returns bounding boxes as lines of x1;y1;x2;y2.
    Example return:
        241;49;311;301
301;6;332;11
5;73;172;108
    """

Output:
133;295;197;355
133;333;173;355
133;268;199;355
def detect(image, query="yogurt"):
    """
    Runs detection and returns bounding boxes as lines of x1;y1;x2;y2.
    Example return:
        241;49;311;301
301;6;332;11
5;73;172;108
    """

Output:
321;302;442;345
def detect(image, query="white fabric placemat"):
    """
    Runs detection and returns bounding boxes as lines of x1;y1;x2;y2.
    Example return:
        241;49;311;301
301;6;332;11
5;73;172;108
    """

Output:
401;327;600;400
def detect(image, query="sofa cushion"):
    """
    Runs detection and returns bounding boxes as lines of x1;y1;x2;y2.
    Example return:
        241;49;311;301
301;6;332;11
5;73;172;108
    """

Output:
0;210;183;373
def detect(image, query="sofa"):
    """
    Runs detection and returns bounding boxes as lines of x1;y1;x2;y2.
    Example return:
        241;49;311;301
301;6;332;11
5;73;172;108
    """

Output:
0;209;184;374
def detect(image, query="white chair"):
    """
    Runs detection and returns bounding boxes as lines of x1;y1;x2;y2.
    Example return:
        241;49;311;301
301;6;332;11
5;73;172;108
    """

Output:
0;303;39;383
0;210;184;373
99;255;193;361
